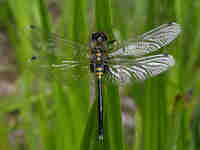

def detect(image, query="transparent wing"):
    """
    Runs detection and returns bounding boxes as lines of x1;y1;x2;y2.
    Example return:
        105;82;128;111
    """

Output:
109;22;181;57
27;55;90;84
106;54;175;83
23;25;88;58
28;56;89;71
22;25;90;81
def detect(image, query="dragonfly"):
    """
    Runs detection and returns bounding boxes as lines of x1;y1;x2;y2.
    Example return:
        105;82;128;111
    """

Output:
25;22;181;142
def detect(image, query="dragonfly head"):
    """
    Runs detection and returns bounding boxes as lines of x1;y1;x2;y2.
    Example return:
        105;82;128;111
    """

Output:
92;32;108;43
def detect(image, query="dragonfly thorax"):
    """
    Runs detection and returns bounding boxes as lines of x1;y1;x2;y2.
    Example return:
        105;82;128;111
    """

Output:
89;32;109;78
89;47;109;77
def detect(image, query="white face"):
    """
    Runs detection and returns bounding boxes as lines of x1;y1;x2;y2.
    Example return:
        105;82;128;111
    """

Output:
97;36;104;42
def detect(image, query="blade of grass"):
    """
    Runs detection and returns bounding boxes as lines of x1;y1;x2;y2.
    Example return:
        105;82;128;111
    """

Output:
58;0;90;149
7;1;42;149
95;0;113;36
191;97;200;150
104;81;124;150
7;0;32;69
52;80;74;150
0;112;11;150
94;0;124;149
80;101;98;150
25;1;58;150
132;1;176;150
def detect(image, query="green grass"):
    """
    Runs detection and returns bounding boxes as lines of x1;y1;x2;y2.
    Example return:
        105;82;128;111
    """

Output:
1;0;200;150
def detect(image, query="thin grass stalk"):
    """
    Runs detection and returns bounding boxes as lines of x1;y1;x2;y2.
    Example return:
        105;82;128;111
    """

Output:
53;81;74;150
95;0;112;36
0;112;11;150
94;0;124;149
132;0;173;150
80;100;98;150
35;84;56;150
57;0;90;149
7;1;41;149
191;100;200;150
173;1;196;150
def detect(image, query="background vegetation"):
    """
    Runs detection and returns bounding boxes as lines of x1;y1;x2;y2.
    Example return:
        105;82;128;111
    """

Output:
0;0;200;150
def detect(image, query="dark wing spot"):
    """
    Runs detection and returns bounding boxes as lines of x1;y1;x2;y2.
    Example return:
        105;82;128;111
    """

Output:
29;25;36;29
31;56;37;60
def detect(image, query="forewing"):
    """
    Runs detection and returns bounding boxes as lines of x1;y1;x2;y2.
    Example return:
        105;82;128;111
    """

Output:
106;54;175;83
109;22;181;57
23;25;88;58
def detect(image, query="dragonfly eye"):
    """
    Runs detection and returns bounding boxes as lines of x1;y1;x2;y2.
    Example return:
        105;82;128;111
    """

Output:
92;32;107;42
